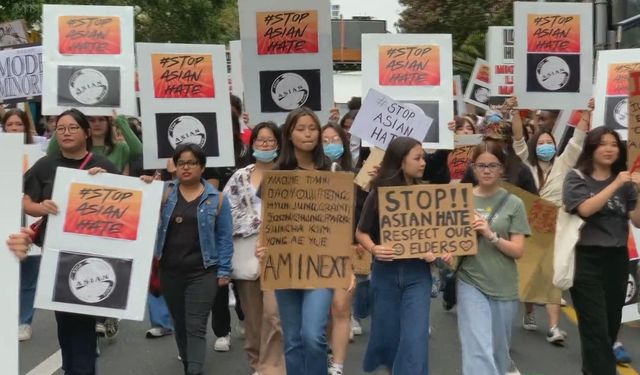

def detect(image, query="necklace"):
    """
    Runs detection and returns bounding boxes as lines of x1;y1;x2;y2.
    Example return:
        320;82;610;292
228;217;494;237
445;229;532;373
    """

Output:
174;186;204;224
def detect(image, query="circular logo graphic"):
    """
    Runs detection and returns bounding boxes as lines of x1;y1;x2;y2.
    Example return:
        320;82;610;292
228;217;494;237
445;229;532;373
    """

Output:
614;98;629;128
392;243;405;256
536;56;570;91
474;87;489;104
626;273;636;304
271;73;309;110
167;115;207;149
69;258;116;304
69;68;109;105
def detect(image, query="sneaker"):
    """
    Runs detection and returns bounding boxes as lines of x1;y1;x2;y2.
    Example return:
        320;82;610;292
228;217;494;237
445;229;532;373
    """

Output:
328;364;344;375
95;322;106;336
18;324;32;341
522;313;538;331
546;326;567;346
560;297;568;306
103;318;119;339
614;344;632;364
351;316;362;336
431;279;440;298
145;327;173;338
214;335;231;352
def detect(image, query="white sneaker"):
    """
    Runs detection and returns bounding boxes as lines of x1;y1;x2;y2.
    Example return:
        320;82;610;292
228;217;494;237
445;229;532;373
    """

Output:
95;322;106;335
351;316;362;336
214;335;231;352
522;313;537;331
18;324;32;341
546;325;567;346
328;364;344;375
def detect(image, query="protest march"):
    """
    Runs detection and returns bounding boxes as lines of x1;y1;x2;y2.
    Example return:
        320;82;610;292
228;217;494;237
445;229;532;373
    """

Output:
2;1;640;375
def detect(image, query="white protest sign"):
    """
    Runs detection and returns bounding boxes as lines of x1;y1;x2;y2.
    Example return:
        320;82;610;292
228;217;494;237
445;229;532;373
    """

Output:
453;75;465;116
592;49;640;140
349;88;432;151
35;168;163;320
229;40;244;98
487;26;514;106
464;58;491;110
0;44;42;103
238;0;334;125
513;2;593;110
42;5;136;116
137;43;234;170
361;33;454;149
0;20;29;47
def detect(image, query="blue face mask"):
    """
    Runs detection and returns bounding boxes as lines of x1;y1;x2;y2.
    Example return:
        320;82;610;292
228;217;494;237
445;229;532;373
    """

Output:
253;148;278;163
536;144;556;162
486;114;502;124
323;143;344;161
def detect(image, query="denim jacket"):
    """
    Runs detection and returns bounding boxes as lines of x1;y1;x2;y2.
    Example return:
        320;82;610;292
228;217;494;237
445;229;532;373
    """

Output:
154;178;234;277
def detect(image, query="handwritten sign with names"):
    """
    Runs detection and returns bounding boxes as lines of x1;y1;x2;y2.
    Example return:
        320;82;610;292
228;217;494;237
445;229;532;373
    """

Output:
260;170;354;290
378;184;477;259
349;88;433;150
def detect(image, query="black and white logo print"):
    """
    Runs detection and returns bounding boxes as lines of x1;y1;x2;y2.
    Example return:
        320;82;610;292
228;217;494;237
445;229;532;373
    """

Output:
526;54;580;93
471;85;490;104
155;112;219;158
53;252;132;310
535;56;570;91
605;96;628;130
58;65;121;107
259;69;321;112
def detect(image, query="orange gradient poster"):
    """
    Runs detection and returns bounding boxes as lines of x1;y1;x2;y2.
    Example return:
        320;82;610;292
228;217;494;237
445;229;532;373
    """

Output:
256;10;318;55
606;63;640;96
527;14;580;53
378;45;440;86
58;16;121;55
151;54;215;98
64;183;142;240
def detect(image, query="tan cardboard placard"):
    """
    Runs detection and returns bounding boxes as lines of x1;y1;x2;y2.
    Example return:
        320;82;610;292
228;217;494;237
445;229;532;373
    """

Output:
503;183;561;304
378;184;477;259
628;71;640;172
260;170;354;290
354;147;385;192
352;245;372;275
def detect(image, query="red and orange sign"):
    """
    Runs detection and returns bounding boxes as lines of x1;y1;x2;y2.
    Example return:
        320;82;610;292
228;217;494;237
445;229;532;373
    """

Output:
64;183;142;240
151;54;215;99
256;10;318;55
527;14;580;53
58;16;121;55
476;63;490;84
447;146;474;181
606;63;640;96
378;45;440;86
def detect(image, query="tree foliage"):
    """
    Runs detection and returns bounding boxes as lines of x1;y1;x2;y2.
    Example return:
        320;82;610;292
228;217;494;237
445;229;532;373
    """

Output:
0;0;239;44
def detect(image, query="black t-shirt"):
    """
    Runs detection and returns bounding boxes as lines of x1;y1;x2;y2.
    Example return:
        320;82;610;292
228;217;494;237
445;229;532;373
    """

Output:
23;153;119;245
357;187;381;245
161;191;206;275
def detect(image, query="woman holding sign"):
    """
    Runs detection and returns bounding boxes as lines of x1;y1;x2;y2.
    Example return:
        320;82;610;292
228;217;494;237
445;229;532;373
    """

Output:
256;107;334;375
456;141;530;375
22;108;119;375
355;136;449;375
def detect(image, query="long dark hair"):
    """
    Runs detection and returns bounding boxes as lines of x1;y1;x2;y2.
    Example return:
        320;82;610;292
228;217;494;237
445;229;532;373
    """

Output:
454;116;476;134
275;107;330;171
483;131;527;188
339;110;358;129
231;113;248;167
527;130;557;188
371;137;422;188
1;108;34;144
575;127;626;175
248;121;281;163
322;122;353;171
57;109;91;150
88;116;115;155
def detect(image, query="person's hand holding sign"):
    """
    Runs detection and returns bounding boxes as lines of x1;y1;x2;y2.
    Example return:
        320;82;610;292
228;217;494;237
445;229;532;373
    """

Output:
6;228;34;261
39;199;59;216
370;244;394;261
87;167;107;175
472;211;493;240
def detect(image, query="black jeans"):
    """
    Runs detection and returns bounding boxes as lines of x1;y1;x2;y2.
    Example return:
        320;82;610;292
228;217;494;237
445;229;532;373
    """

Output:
570;246;628;375
161;268;218;375
55;312;96;375
211;282;244;337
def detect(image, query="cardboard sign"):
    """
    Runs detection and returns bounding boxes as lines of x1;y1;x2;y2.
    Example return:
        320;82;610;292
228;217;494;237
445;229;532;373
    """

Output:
0;20;29;47
464;58;491;110
362;34;454;149
487;26;514;105
349;89;432;151
378;184;477;259
354;147;385;191
592;49;640;140
502;183;560;304
0;134;23;375
629;71;640;172
260;170;354;289
514;2;593;110
239;0;334;125
35;168;163;320
137;43;234;170
453;75;465;116
42;5;136;116
0;44;42;103
352;245;372;276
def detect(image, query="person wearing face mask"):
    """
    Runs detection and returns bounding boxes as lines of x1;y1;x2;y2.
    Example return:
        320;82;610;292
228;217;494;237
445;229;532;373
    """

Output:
508;96;592;346
222;122;285;375
322;122;352;171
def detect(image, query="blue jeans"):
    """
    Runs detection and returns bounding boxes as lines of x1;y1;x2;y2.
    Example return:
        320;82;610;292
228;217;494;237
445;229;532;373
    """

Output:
457;279;517;375
352;276;371;320
363;259;432;375
20;256;41;325
275;288;333;375
147;294;174;331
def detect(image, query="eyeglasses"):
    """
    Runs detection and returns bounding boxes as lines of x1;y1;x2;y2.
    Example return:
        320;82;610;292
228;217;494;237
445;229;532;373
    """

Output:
176;160;200;169
322;136;342;145
55;125;82;134
472;162;502;172
254;138;277;146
